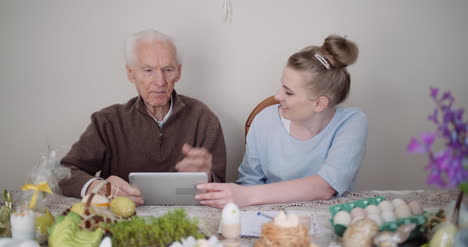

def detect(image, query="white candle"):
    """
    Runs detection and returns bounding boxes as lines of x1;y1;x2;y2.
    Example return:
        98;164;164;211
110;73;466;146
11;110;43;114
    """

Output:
10;209;36;241
221;203;241;240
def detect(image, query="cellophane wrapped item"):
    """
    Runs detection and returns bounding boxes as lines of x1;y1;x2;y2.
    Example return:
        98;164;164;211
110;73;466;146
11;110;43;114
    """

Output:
14;147;70;244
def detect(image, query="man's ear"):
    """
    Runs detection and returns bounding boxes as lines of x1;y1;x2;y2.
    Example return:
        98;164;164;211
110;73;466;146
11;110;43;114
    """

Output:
315;96;330;112
175;64;182;83
126;64;135;83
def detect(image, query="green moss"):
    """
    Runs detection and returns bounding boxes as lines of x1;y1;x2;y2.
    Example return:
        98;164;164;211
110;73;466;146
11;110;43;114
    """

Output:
109;208;204;247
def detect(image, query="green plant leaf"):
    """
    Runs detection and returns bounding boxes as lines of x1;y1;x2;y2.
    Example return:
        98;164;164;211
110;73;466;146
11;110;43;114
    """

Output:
459;182;468;194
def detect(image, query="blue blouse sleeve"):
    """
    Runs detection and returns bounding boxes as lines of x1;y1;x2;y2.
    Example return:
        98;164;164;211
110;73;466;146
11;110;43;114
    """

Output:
236;118;267;185
317;111;368;196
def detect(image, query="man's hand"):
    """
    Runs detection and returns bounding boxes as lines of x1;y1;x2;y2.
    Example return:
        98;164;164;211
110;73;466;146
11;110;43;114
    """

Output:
175;144;213;180
194;183;252;208
87;175;144;206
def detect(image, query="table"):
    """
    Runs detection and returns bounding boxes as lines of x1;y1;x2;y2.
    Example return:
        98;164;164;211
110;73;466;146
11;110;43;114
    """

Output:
1;190;465;247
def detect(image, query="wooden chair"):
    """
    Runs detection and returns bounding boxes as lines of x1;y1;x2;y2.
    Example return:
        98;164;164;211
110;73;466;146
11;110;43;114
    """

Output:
245;96;279;139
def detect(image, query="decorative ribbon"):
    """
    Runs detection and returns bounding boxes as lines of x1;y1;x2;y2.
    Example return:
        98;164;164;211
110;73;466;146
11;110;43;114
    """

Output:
21;182;53;209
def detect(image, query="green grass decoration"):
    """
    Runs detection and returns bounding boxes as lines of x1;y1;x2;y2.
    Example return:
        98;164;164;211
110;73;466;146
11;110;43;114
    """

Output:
109;208;204;247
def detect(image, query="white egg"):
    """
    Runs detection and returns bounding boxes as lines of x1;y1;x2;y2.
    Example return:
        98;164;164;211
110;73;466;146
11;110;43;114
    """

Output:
334;211;352;226
350;207;367;220
99;237;112;247
221;202;240;224
395;204;412;219
378;200;394;212
366;213;383;226
365;204;381;215
274;211;299;228
408;200;424;215
392;198;406;208
381;210;396;222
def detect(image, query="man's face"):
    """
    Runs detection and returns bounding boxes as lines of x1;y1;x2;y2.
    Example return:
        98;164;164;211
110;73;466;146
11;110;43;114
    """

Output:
126;41;181;108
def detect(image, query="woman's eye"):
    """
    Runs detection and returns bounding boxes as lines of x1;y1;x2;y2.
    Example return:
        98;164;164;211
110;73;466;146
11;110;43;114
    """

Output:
286;92;293;96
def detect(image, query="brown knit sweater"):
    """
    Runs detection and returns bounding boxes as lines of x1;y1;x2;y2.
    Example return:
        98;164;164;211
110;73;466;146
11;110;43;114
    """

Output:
59;91;226;198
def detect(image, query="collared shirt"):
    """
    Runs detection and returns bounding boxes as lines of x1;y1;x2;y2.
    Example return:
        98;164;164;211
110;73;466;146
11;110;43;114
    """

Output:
61;91;227;199
80;96;174;197
146;96;174;127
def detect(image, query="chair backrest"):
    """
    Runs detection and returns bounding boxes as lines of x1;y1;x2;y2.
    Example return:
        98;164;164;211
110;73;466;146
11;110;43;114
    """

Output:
245;96;279;139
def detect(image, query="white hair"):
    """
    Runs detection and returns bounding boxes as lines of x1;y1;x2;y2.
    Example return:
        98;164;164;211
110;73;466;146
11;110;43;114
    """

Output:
125;29;182;65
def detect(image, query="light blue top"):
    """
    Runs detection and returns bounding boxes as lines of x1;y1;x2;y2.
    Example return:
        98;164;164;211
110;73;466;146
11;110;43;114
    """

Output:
236;105;368;196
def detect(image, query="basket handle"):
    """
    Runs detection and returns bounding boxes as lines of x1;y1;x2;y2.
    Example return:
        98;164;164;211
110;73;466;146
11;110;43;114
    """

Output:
84;180;111;208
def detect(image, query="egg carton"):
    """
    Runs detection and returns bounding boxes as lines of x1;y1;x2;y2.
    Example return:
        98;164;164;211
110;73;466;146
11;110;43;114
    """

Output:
329;196;426;240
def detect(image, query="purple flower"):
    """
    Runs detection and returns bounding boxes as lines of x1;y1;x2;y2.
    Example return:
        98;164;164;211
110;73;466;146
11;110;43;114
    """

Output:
430;87;439;100
407;133;436;154
409;87;468;189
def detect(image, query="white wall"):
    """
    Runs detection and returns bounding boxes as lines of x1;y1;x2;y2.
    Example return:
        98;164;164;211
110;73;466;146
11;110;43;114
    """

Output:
1;0;467;191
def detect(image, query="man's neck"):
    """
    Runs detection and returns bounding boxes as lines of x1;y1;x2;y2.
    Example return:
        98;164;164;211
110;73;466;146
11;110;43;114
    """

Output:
146;103;170;121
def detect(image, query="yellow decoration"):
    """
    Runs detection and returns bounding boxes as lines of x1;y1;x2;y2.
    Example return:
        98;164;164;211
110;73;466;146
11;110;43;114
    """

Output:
22;182;53;209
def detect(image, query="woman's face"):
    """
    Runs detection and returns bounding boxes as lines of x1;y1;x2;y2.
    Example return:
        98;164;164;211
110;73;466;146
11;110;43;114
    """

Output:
274;66;319;122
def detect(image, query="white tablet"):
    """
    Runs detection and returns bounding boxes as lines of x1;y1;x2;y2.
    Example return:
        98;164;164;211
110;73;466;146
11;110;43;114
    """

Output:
129;172;208;205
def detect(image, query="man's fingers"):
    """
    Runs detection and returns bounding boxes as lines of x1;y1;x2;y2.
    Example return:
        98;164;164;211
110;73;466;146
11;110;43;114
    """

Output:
107;176;141;197
119;184;141;196
182;144;192;155
128;196;144;206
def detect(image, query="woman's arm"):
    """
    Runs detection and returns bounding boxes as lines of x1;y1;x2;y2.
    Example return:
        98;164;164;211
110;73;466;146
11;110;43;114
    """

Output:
196;175;335;208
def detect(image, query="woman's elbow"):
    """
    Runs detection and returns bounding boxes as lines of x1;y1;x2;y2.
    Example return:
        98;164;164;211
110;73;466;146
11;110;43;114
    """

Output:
317;186;336;200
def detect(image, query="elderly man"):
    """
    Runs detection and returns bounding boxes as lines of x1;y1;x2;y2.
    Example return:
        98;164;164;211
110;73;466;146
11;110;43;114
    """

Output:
59;29;226;205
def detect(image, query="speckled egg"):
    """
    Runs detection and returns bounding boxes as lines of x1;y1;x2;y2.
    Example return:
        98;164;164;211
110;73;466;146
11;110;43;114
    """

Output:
366;213;383;226
395;204;412;219
334;210;352;226
381;210;397;222
408;200;424;215
378;200;394;212
392;198;406;208
350;207;367;220
365;204;381;215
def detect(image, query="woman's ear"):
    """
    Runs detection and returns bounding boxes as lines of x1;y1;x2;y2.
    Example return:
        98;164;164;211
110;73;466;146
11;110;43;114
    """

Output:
315;96;330;112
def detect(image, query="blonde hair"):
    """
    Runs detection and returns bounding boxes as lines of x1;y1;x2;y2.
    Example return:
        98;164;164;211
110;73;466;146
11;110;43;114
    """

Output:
287;35;359;105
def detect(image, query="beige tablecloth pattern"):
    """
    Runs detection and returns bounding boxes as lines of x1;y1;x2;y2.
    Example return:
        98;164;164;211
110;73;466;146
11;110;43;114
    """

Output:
1;190;464;247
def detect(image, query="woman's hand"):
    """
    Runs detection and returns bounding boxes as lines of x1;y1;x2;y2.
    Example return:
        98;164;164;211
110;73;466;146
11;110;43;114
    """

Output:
195;183;252;208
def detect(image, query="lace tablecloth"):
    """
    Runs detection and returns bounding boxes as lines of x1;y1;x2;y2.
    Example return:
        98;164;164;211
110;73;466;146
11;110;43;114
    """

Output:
1;190;465;247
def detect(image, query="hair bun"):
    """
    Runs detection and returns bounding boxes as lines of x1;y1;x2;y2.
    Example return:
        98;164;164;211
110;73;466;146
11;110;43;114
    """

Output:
320;35;359;69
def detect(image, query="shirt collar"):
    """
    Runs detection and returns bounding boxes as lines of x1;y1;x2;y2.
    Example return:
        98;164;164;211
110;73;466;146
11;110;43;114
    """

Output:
146;95;174;127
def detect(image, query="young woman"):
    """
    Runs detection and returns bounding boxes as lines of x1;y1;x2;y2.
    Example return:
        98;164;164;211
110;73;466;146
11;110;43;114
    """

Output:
196;35;367;208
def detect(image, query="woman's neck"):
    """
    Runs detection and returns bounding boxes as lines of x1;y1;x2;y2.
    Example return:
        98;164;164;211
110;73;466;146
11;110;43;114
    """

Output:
289;107;336;141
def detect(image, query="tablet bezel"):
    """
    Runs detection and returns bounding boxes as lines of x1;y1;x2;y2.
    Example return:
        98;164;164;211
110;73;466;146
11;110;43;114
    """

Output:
129;172;208;205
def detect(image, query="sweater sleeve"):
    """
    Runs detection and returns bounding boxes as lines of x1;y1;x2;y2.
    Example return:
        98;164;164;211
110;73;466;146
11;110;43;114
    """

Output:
59;112;109;198
201;113;227;182
317;111;368;196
